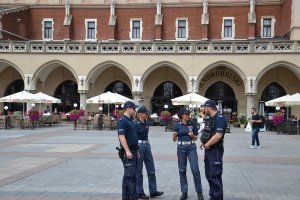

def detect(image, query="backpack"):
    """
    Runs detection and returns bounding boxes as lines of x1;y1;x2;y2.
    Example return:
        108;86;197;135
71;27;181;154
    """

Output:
259;115;265;128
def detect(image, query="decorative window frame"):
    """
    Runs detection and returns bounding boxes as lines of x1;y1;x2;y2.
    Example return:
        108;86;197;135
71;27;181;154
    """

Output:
42;18;54;41
175;18;188;41
130;18;143;41
221;17;235;40
261;16;276;38
85;19;97;41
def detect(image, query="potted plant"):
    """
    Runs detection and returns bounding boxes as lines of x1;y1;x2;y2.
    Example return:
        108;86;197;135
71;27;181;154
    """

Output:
69;109;85;130
160;110;171;121
272;112;284;134
238;113;247;128
28;109;40;129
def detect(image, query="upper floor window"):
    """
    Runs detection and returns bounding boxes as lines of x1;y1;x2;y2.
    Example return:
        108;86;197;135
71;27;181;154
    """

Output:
222;17;235;39
130;19;142;40
176;18;188;40
261;17;275;38
85;19;97;41
42;19;53;40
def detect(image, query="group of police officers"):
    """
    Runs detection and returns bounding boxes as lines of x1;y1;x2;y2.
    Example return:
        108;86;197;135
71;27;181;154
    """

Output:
117;99;227;200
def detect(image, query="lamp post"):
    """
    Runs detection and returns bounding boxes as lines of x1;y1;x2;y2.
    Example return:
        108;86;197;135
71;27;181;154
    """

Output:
223;108;232;133
4;106;10;129
164;104;168;131
73;103;78;109
31;103;36;129
98;106;103;130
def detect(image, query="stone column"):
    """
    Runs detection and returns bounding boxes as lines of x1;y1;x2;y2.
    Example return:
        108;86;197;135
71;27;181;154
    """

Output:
108;0;117;41
248;0;256;39
291;0;300;40
79;91;88;112
201;0;209;40
246;94;256;118
155;0;163;40
132;92;143;107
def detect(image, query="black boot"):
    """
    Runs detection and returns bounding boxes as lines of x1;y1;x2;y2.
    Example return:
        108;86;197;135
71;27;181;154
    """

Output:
150;191;163;198
180;192;188;200
197;192;204;200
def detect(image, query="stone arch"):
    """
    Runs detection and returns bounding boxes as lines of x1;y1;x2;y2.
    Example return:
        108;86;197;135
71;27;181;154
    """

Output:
256;61;300;88
197;60;247;92
86;61;133;91
140;61;189;92
32;60;79;89
0;59;25;83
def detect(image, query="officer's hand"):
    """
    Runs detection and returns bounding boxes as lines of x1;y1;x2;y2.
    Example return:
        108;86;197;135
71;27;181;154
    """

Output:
126;150;133;159
203;143;211;150
199;142;204;150
172;132;178;142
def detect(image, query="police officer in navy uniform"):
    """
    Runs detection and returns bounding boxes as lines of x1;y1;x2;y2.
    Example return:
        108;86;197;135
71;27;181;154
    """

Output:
117;101;139;200
172;107;204;200
134;106;164;199
200;100;227;200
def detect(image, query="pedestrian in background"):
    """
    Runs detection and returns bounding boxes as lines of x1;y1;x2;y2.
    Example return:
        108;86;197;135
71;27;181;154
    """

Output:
134;106;163;199
172;107;204;200
249;107;262;149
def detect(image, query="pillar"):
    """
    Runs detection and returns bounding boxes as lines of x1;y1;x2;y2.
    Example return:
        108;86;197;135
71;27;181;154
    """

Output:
132;92;143;107
246;94;256;118
79;91;87;112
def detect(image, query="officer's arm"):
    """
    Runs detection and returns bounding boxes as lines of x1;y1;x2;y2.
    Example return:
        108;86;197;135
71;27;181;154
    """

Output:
118;135;130;154
204;133;222;149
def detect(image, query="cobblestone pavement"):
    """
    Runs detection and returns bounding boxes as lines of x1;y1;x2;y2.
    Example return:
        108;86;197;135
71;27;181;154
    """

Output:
0;125;299;200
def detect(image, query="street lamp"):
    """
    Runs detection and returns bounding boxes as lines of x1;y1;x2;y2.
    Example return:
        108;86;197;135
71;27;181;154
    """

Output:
164;104;169;131
31;103;35;109
73;103;78;109
164;104;168;109
4;106;10;129
98;106;103;130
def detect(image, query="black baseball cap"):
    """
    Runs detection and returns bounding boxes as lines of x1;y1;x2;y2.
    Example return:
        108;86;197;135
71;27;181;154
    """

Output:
204;100;217;108
179;107;190;115
123;101;138;109
137;106;149;114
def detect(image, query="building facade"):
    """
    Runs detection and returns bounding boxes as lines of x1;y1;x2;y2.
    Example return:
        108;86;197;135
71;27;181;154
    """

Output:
0;0;300;117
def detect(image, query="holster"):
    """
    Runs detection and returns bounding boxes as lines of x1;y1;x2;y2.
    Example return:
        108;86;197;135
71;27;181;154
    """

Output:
116;146;125;159
200;131;211;144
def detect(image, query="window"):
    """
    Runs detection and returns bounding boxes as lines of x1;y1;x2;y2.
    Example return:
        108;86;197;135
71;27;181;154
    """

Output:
85;19;97;41
130;19;142;40
176;19;188;40
222;17;235;39
261;17;275;38
42;19;53;40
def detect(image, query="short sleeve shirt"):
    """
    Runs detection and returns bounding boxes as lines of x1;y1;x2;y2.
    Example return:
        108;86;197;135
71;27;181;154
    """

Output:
174;120;198;142
252;114;260;128
117;115;138;150
134;120;149;140
213;113;227;135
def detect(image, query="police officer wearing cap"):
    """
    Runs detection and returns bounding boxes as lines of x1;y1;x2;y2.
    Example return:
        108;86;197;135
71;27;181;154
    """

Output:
200;100;227;200
134;106;164;199
172;107;204;200
117;101;139;200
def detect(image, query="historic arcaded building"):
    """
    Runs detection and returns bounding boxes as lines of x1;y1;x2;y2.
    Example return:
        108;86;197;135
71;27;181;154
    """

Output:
0;0;299;117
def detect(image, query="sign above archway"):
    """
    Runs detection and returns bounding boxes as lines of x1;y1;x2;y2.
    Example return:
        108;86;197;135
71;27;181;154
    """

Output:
199;66;243;88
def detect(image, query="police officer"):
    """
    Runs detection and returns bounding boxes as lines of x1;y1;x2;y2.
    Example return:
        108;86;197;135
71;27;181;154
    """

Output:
135;106;164;199
200;100;227;200
117;101;139;200
172;107;204;200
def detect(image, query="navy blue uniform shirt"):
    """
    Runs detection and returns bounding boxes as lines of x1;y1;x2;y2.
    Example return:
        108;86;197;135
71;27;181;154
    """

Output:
134;119;149;140
212;113;227;144
117;115;138;151
174;120;198;141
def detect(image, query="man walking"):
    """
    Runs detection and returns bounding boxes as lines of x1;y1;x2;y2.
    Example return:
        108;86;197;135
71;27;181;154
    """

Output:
250;107;262;149
200;100;227;200
135;106;163;199
117;101;139;200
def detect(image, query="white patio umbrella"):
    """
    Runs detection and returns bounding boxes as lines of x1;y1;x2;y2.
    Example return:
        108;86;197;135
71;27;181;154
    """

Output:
265;94;290;107
0;91;42;118
86;91;133;104
86;91;133;115
34;92;61;103
171;92;209;106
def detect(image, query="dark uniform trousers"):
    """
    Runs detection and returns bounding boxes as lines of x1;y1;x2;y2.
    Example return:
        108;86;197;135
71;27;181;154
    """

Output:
121;151;138;200
204;145;224;200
